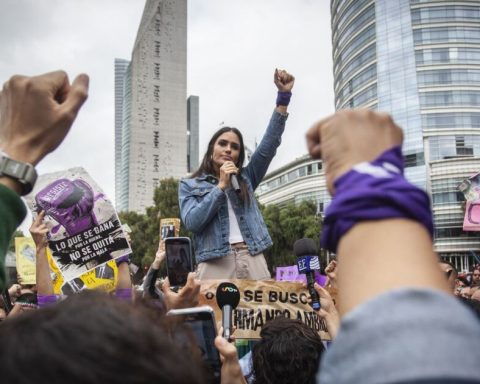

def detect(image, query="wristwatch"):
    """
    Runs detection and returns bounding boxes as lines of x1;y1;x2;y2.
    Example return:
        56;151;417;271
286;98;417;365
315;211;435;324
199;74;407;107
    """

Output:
0;153;37;195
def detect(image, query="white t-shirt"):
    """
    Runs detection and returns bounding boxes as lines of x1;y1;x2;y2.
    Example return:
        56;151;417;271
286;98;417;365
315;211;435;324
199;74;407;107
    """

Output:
227;197;244;244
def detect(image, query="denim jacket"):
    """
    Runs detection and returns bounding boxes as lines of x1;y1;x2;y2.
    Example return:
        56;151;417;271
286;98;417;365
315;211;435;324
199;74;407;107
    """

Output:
179;110;288;263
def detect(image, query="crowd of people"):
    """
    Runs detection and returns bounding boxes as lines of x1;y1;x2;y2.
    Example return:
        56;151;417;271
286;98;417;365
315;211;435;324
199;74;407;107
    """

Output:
1;69;480;383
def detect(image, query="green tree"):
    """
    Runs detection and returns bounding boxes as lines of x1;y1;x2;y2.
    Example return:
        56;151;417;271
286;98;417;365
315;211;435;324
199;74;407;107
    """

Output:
119;178;187;269
117;211;149;267
261;200;322;271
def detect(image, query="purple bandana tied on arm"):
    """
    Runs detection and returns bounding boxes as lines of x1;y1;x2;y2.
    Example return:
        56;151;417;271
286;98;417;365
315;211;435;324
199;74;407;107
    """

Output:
276;91;292;107
321;146;433;253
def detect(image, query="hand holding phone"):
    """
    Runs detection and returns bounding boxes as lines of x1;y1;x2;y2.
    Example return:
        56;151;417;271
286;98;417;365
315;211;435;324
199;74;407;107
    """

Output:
214;332;246;384
161;272;200;310
167;306;221;384
165;237;194;288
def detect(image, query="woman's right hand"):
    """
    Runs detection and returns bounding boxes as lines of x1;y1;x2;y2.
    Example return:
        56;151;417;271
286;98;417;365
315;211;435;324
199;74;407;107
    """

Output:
218;161;238;191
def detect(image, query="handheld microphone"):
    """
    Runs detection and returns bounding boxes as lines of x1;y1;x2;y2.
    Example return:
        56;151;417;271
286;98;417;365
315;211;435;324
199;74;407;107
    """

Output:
230;174;241;194
293;238;321;311
216;282;240;340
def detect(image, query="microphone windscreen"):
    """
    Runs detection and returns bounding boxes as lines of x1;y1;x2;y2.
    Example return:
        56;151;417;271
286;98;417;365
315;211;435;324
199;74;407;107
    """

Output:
216;282;240;309
293;238;318;257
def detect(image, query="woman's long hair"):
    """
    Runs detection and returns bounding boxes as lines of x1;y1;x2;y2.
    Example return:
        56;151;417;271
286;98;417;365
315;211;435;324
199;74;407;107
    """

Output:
191;127;249;204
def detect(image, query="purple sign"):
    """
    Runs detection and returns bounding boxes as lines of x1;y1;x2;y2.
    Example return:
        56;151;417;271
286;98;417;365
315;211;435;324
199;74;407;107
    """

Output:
27;168;131;282
276;265;327;287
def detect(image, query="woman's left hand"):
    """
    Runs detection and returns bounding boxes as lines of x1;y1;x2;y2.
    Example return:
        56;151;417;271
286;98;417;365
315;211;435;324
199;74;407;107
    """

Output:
274;69;295;92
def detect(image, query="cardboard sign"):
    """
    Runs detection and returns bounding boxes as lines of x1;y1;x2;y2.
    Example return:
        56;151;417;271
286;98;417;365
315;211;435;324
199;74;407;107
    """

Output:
199;279;332;341
160;218;180;240
463;201;480;231
159;218;180;252
25;167;131;281
15;237;36;284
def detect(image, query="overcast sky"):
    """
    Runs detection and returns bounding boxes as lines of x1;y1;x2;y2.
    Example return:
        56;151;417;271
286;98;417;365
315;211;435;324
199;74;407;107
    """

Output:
0;0;334;229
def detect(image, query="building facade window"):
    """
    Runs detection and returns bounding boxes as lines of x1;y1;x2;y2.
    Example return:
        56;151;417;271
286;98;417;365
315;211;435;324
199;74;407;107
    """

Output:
428;135;480;160
422;113;480;129
416;48;480;65
417;69;480;86
420;90;480;108
335;44;376;89
414;26;480;45
412;6;480;25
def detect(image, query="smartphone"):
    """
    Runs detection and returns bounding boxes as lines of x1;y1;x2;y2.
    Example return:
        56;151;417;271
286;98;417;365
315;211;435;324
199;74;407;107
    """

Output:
167;306;221;384
165;237;194;287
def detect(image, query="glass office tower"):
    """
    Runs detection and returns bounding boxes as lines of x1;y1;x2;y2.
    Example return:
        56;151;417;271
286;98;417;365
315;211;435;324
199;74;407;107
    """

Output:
331;0;480;271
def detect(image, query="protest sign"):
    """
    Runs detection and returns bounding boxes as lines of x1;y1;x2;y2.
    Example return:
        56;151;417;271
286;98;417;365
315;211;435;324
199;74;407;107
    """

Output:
276;265;327;287
25;167;131;281
457;173;480;231
199;279;331;341
160;218;180;240
159;218;180;252
15;237;36;284
463;201;480;231
458;172;480;202
47;248;118;295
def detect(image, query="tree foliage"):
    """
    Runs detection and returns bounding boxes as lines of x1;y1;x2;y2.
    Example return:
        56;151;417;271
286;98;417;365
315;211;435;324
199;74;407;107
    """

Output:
260;200;322;271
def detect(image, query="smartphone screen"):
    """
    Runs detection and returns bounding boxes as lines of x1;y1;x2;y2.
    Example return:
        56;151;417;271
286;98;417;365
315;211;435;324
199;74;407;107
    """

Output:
168;308;221;384
165;237;193;287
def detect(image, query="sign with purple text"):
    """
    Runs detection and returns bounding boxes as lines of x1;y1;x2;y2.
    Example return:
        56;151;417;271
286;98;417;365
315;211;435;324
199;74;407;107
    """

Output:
26;168;131;281
276;265;327;287
458;172;480;231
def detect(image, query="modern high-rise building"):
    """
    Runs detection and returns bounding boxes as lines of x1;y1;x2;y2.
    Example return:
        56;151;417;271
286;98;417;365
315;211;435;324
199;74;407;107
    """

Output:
331;0;480;271
114;58;130;208
115;0;188;213
187;95;199;173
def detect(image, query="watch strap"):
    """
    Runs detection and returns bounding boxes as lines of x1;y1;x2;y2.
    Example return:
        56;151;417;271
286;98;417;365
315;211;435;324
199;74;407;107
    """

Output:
0;154;38;195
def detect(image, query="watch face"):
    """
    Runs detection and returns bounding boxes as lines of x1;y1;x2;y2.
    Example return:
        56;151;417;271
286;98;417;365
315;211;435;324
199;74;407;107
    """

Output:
5;159;22;175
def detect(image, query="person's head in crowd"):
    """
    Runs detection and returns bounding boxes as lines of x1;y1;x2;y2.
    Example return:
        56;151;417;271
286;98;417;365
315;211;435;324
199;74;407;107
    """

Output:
20;284;37;295
0;290;206;384
472;267;480;287
13;292;38;311
252;317;324;384
455;276;470;296
439;260;457;292
460;286;473;299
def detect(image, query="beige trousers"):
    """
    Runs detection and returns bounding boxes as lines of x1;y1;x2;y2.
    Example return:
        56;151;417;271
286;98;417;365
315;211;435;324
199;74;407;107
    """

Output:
196;243;270;280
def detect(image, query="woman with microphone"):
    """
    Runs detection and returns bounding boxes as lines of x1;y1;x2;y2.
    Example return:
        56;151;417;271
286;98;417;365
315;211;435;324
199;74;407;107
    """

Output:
179;69;294;279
